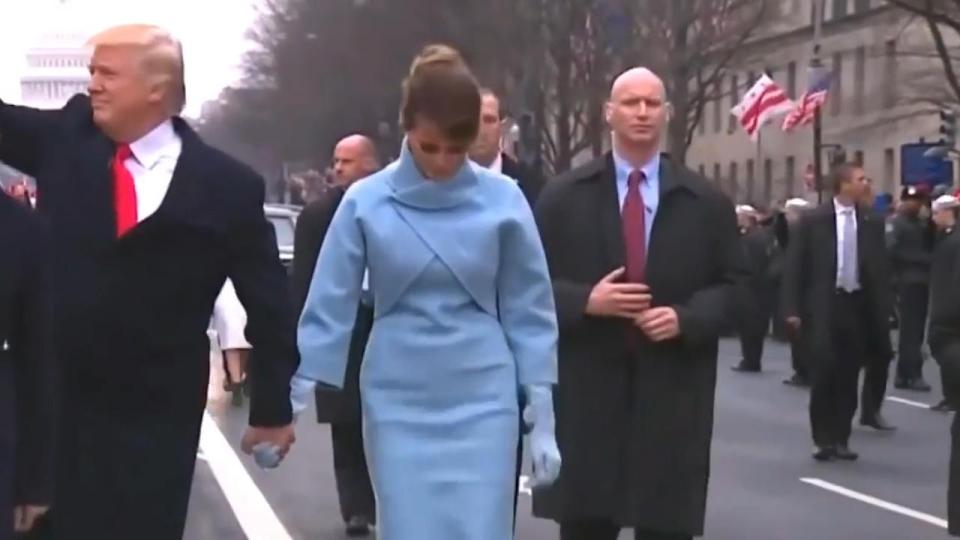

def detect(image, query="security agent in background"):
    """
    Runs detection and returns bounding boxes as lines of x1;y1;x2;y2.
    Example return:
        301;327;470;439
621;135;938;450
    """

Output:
732;205;776;373
930;194;960;414
779;198;812;387
891;184;936;392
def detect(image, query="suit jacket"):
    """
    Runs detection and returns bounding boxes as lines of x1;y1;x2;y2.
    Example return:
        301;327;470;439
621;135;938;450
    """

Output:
531;152;745;535
292;186;372;423
501;154;545;207
781;202;894;360
0;191;55;508
0;95;297;427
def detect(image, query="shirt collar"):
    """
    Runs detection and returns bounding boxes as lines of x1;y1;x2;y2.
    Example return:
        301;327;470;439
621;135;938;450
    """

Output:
833;197;857;214
129;120;179;169
612;146;660;185
488;153;503;175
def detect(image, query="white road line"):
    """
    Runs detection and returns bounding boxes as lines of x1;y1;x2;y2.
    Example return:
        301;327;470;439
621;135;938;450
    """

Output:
886;396;932;409
800;478;947;529
198;412;293;540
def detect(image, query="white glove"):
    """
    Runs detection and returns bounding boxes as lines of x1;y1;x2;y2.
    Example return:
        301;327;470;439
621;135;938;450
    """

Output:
290;374;316;420
523;384;561;488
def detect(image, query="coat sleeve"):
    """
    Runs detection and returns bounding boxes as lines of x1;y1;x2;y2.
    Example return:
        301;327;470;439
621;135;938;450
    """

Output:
296;192;366;389
211;279;251;351
673;193;748;346
497;187;559;387
291;193;340;317
10;216;56;505
534;180;593;331
0;99;62;177
226;172;298;427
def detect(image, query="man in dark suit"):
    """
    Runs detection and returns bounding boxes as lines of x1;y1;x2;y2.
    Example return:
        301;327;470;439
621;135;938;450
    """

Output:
0;25;297;539
532;67;744;540
927;195;960;536
292;134;379;537
781;163;893;462
732;205;775;373
469;88;544;206
0;191;55;539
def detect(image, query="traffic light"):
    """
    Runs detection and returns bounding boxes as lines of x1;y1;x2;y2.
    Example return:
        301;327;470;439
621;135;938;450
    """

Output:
939;108;957;147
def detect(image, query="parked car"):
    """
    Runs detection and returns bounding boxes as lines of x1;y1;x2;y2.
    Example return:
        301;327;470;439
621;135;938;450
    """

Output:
264;204;300;272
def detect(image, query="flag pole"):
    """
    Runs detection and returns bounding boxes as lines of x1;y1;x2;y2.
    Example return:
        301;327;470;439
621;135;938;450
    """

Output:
756;127;763;205
811;0;825;204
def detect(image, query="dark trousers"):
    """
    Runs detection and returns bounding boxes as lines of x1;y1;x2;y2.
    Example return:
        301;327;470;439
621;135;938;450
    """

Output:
560;520;692;540
810;292;867;447
738;290;769;369
331;423;375;522
861;355;891;419
789;331;808;379
896;283;930;381
950;412;960;536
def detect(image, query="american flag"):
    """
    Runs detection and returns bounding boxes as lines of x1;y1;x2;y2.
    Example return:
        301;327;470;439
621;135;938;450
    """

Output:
782;70;833;131
730;75;794;141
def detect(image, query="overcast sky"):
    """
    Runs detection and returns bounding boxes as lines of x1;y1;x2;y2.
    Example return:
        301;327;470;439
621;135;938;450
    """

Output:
0;0;263;117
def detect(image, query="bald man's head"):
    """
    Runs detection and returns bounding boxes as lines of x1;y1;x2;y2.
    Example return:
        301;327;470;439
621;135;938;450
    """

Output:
332;135;380;186
87;24;185;143
606;67;669;153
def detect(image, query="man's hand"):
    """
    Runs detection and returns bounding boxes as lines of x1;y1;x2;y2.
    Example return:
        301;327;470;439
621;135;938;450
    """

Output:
635;307;680;342
242;424;296;459
585;267;651;318
223;349;250;385
13;505;48;533
785;316;801;333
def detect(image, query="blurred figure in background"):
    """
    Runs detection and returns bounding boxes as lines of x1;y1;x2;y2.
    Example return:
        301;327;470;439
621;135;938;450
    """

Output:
930;194;960;414
210;279;252;407
779;198;811;387
733;205;775;373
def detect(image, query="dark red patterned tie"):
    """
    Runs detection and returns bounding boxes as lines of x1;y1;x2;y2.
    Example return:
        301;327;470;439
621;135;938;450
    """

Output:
622;170;646;282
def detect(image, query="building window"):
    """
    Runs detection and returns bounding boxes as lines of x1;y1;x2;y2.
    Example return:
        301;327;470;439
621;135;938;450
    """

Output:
833;0;849;20
786;156;796;197
713;163;721;186
854;46;866;114
853;150;865;166
698;164;706;177
763;159;773;204
714;79;723;133
787;61;797;99
729;161;739;199
883;148;895;193
884;40;898;107
831;52;843;116
855;0;871;13
746;159;755;201
729;74;739;133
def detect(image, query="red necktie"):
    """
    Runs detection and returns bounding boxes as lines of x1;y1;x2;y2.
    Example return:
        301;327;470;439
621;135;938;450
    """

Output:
622;170;647;282
112;144;138;237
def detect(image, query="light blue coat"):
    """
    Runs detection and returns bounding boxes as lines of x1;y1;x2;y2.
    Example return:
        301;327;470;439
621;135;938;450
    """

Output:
297;141;558;539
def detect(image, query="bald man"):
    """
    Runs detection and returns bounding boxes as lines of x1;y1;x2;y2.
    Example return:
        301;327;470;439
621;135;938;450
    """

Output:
292;134;380;537
0;25;298;539
532;68;744;540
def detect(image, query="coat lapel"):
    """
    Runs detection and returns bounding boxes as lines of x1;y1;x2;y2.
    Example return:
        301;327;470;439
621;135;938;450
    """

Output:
596;154;624;270
71;128;117;250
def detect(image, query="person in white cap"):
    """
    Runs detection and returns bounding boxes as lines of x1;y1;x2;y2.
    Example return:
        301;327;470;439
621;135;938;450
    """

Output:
733;204;775;373
931;194;959;414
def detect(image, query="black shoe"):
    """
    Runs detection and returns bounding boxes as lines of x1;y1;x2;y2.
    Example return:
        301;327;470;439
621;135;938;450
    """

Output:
783;374;809;387
905;378;932;392
834;444;859;461
732;361;761;373
931;399;956;412
812;446;835;461
860;413;897;431
345;516;372;537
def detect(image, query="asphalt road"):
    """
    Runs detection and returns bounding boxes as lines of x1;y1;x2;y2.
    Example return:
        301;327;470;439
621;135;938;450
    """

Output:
184;338;953;539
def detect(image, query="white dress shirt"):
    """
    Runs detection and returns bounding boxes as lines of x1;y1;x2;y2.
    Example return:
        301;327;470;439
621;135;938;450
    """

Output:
833;197;860;290
211;279;252;350
125;120;182;222
488;153;503;175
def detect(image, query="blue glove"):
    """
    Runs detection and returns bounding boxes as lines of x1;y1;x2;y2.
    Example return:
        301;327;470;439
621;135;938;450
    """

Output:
290;374;316;420
252;442;282;469
523;384;561;488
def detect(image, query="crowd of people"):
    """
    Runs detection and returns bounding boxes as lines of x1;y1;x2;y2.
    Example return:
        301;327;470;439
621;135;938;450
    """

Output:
0;21;957;540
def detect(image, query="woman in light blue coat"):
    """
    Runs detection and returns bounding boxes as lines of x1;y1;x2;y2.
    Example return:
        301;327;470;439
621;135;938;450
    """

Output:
293;45;561;539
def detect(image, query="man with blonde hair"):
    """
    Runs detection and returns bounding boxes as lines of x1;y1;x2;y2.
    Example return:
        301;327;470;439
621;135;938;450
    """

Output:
0;24;298;539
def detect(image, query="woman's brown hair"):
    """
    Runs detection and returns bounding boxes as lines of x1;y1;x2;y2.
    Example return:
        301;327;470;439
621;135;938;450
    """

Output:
399;44;481;144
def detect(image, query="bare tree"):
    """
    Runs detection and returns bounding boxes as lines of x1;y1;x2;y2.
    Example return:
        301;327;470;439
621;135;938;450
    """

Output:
887;0;960;104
